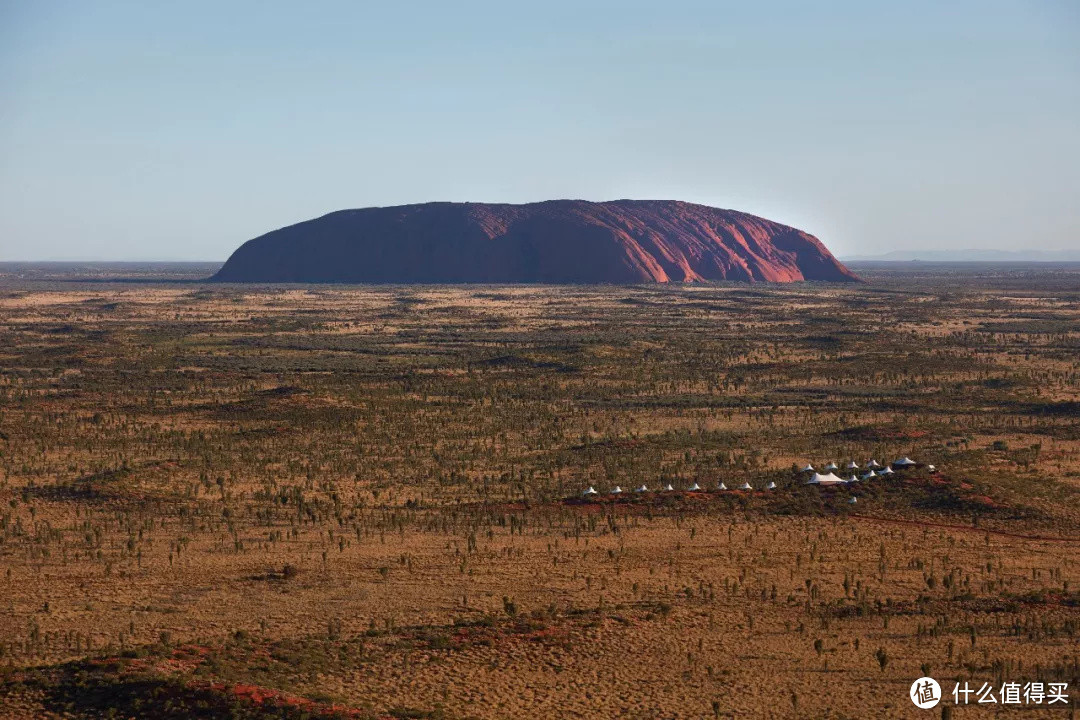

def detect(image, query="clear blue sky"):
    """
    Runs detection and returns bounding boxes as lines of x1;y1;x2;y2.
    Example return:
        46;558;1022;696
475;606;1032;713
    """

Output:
2;0;1078;260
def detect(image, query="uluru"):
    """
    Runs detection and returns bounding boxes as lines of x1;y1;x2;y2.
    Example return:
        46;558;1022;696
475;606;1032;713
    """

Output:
212;200;859;284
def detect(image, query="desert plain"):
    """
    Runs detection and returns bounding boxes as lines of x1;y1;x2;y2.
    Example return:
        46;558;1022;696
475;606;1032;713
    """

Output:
1;263;1079;718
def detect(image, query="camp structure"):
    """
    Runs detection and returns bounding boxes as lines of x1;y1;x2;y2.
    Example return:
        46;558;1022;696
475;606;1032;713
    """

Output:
848;496;858;504
846;476;859;484
717;482;728;491
880;466;894;476
688;482;703;492
800;464;815;473
739;481;753;490
861;470;877;480
807;472;847;486
846;460;860;470
893;457;916;468
610;485;623;495
824;462;838;472
635;484;649;493
663;483;675;492
765;481;777;490
928;464;937;473
867;459;882;469
583;486;598;497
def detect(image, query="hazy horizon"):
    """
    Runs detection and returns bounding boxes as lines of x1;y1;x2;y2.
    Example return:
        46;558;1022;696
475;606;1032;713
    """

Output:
2;1;1079;262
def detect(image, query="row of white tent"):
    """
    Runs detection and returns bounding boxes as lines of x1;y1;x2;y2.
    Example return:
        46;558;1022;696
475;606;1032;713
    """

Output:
580;481;859;504
583;480;776;496
580;456;936;497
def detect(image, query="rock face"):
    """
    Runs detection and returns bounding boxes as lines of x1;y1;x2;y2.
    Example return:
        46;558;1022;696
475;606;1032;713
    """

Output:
213;200;859;284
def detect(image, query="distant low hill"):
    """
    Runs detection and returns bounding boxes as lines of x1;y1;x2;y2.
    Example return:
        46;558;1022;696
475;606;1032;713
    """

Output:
212;200;859;284
843;249;1080;263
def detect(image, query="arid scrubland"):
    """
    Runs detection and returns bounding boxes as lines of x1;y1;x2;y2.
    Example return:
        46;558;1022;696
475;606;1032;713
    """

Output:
1;265;1079;718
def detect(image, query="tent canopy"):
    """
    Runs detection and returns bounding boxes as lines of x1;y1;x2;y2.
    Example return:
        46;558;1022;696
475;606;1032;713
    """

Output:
807;472;846;486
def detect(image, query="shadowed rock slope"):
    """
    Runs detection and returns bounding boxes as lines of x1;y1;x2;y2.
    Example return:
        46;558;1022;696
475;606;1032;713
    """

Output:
213;200;859;284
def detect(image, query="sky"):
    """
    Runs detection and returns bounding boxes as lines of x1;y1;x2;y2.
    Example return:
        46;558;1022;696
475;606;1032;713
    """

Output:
1;0;1078;261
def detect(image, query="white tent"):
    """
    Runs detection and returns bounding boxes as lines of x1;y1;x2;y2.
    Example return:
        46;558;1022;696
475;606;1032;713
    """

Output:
848;496;858;504
800;464;815;473
807;472;847;486
861;470;877;480
717;482;728;490
846;460;860;469
880;466;894;476
739;482;753;490
765;481;777;490
867;459;882;469
610;485;623;495
635;484;648;493
928;464;937;473
583;486;598;496
846;476;859;483
893;457;916;467
824;462;838;472
663;483;675;492
688;482;702;492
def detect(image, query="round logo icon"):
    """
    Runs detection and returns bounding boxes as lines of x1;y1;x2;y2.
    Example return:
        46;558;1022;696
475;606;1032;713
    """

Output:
910;677;941;709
